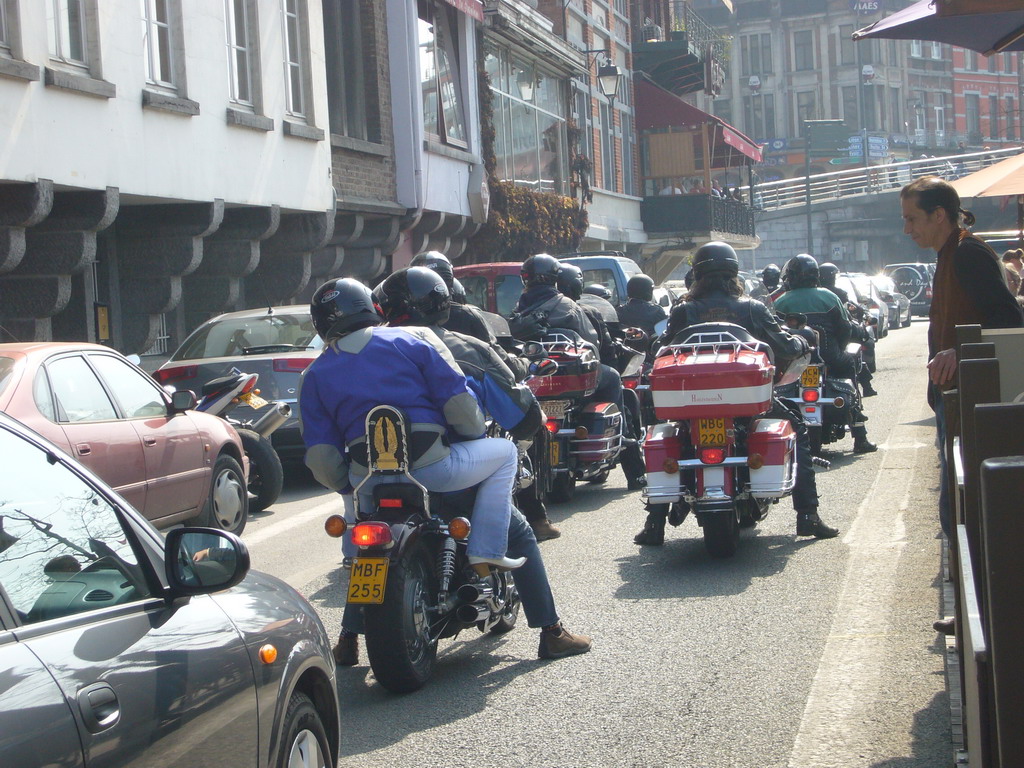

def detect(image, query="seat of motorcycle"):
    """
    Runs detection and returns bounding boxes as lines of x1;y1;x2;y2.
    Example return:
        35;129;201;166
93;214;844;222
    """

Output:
429;486;479;521
200;374;242;397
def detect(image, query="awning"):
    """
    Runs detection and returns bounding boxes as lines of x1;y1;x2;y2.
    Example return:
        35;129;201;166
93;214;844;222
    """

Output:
634;75;762;164
852;0;1024;56
441;0;483;22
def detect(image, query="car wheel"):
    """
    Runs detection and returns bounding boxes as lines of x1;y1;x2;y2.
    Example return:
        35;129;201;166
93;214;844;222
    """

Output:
277;691;330;768
198;454;247;535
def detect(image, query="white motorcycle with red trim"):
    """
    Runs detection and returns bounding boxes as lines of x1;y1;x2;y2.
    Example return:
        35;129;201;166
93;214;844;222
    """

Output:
641;323;805;558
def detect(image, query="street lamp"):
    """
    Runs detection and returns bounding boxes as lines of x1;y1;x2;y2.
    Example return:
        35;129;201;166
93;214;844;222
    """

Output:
597;64;623;103
516;68;535;103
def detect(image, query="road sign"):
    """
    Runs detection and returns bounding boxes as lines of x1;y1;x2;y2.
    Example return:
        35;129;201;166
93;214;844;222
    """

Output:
806;120;848;157
830;157;861;165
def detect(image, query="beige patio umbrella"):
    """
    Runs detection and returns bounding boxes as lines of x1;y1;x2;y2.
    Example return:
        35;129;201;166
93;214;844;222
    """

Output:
950;151;1024;245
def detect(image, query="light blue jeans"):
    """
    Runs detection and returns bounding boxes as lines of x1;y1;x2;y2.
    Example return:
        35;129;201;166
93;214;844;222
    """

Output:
349;437;518;560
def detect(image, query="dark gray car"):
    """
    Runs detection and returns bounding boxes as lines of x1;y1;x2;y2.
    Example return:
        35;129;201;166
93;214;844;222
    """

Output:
0;412;339;767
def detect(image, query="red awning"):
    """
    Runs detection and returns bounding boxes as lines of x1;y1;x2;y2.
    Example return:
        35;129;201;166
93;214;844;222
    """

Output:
441;0;483;22
635;76;762;164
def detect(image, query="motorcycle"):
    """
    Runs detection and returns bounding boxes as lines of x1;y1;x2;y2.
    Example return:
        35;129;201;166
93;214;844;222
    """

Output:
324;405;522;693
194;369;288;513
642;323;806;558
523;329;624;502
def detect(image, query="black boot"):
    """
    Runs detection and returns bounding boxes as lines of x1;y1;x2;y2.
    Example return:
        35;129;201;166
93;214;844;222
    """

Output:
796;511;839;539
851;426;877;454
634;508;667;545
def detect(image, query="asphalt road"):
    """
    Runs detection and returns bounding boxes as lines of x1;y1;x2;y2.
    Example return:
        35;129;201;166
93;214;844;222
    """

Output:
243;319;951;768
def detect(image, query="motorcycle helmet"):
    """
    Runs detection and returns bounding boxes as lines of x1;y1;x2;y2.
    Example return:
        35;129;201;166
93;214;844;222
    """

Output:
818;262;840;289
520;253;562;287
451;277;467;305
583;283;612;301
310;278;382;341
684;268;694;290
410;251;455;290
783;254;820;289
761;263;781;291
373;266;451;327
626;274;656;302
556;263;585;300
691;241;740;280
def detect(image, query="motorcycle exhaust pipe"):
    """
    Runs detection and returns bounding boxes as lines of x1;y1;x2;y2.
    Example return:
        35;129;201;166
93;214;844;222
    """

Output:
456;602;490;624
251;402;292;437
456;581;494;604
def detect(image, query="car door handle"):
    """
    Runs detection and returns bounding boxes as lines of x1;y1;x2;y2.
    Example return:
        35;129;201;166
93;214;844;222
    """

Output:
142;436;157;446
77;682;120;732
77;443;92;456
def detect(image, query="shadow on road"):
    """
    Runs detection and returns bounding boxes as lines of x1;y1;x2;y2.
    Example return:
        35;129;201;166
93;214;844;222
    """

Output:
869;690;951;767
613;529;817;601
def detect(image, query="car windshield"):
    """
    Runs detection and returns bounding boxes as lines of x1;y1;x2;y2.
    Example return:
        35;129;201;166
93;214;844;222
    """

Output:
871;276;897;295
580;269;619;304
849;277;876;303
0;356;15;396
496;274;525;317
171;313;322;361
835;276;860;301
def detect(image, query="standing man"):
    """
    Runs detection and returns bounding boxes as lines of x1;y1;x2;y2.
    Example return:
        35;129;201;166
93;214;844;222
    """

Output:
900;176;1023;542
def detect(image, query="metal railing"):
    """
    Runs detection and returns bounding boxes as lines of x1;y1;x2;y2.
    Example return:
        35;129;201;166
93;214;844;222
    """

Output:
749;146;1021;213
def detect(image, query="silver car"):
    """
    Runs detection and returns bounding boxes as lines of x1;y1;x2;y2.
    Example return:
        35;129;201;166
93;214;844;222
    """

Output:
0;411;339;767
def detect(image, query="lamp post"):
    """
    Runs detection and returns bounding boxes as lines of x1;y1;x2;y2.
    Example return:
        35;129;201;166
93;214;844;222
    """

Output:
598;63;623;192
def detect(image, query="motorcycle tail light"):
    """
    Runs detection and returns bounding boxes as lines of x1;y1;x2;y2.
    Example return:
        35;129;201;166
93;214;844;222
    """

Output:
802;388;820;402
273;357;316;373
546;419;559;433
623;378;638;389
351;522;393;548
154;365;197;383
324;515;347;538
378;498;403;508
240;375;259;395
805;406;817;414
699;447;726;465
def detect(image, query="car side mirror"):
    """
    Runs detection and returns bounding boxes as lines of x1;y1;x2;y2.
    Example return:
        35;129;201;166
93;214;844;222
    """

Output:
170;389;197;413
164;528;250;599
529;358;558;377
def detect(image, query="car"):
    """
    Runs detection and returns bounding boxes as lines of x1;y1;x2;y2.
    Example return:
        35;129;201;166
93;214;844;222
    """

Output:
0;342;248;534
454;262;528;316
835;275;880;372
0;410;340;768
883;262;934;316
156;306;323;462
558;252;644;306
847;273;890;338
870;275;913;328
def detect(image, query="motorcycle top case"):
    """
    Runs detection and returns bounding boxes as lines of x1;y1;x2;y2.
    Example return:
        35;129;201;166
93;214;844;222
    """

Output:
527;354;599;400
650;346;775;420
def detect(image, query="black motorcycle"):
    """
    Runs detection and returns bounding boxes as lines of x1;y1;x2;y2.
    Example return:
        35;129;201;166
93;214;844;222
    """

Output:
324;405;521;693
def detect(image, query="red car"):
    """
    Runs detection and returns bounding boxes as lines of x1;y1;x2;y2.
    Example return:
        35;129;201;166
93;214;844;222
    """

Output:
0;343;248;534
454;262;525;316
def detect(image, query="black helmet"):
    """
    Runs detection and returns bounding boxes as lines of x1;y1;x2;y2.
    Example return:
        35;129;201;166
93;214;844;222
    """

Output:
627;274;655;302
783;254;820;289
583;283;612;301
818;262;839;288
556;263;584;300
692;241;740;280
310;278;382;341
451;277;467;304
761;263;781;290
410;251;455;290
373;266;451;326
684;268;694;289
521;253;561;287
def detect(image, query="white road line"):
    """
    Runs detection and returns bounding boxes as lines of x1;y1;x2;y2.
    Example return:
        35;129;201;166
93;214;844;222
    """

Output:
243;496;343;547
788;389;932;767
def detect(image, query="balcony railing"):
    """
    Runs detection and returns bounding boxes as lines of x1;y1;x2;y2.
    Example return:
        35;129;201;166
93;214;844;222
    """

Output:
641;194;756;239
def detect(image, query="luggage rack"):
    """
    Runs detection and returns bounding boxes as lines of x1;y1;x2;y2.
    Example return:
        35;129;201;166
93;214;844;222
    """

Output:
659;330;773;360
526;331;598;359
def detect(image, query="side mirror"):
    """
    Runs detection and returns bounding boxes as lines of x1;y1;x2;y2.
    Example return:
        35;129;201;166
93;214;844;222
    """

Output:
624;327;648;341
126;354;142;366
529;358;559;377
170;389;197;413
164;528;250;598
522;341;544;358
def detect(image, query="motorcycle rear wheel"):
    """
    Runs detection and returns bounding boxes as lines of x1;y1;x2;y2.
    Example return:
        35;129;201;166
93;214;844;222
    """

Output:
364;544;438;693
587;470;610;484
237;428;284;513
702;505;740;558
548;472;576;503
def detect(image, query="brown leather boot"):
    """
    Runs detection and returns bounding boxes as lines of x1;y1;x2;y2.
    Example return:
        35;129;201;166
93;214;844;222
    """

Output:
531;518;562;541
538;623;592;659
332;634;359;666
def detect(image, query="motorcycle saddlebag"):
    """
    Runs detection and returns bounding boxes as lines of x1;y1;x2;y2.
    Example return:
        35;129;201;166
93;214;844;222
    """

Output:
575;402;621;462
746;418;796;498
642;422;683;503
650;347;774;420
527;354;599;400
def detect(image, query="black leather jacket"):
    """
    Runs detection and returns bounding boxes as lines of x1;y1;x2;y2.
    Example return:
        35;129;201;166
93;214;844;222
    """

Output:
664;291;807;363
617;298;667;337
579;304;618;367
579;293;621;337
508;285;599;345
444;303;496;344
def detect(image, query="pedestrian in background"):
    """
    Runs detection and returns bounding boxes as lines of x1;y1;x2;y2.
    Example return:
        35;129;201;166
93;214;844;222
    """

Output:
1002;248;1023;295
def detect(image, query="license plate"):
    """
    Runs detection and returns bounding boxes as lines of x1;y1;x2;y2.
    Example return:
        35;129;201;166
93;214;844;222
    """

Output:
697;418;727;447
347;558;389;604
238;391;269;409
800;366;821;388
550;440;561;466
543;400;569;419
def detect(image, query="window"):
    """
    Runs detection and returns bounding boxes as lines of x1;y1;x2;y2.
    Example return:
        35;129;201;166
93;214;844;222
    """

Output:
933;103;944;136
966;93;981;139
46;356;117;423
225;0;255;107
990;94;1000;140
743;93;775;141
930;41;941;60
282;0;309;117
964;48;976;70
621;108;635;196
987;55;996;73
842;85;859;132
418;0;467;148
0;426;152;625
793;30;813;71
88;355;168;419
839;25;854;66
600;101;615;191
911;40;922;58
49;0;86;66
796;91;816;135
741;33;772;76
142;0;173;86
324;0;368;140
0;1;8;51
1006;95;1016;142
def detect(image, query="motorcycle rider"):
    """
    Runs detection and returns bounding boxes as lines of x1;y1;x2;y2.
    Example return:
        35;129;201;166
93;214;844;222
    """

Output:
818;262;878;397
511;254;646;490
581;283;623;339
411;251;495;343
370;267;592;660
616;274;667;337
774;254;878;454
300;278;532;664
636;242;840;544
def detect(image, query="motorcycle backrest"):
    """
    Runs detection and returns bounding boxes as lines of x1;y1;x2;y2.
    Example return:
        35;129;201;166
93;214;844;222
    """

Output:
364;405;413;475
